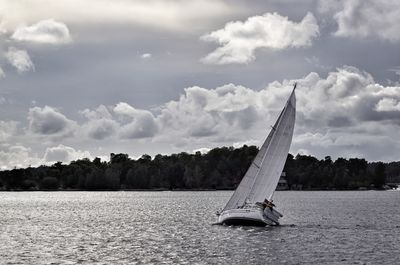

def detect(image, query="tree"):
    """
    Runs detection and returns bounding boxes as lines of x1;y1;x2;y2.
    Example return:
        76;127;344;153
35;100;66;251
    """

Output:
333;158;350;189
105;167;120;190
0;146;395;191
373;162;386;189
41;177;59;190
110;153;129;164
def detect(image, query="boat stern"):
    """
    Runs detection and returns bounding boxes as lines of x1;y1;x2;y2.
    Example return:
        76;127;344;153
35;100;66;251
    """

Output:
263;207;283;225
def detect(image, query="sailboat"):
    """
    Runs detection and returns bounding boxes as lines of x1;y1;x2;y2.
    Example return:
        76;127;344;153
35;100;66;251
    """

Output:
217;84;296;226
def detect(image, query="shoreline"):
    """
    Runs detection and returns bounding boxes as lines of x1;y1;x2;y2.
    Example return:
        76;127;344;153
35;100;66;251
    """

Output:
0;187;396;192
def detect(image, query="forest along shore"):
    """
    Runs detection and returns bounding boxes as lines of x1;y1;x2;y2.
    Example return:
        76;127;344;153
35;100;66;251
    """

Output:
0;145;399;191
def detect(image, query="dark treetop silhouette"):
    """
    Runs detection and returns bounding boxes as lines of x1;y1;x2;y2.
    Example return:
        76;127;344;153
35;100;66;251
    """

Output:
0;145;398;191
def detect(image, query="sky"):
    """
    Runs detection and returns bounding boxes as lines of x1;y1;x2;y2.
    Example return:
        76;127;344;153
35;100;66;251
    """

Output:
1;0;400;168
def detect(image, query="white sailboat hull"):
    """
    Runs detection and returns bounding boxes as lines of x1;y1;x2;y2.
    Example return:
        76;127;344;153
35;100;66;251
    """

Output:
218;206;282;226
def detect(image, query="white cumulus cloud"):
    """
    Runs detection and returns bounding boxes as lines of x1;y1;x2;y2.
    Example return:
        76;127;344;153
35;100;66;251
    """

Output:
0;145;42;169
148;66;400;160
81;105;118;140
375;98;400;112
157;84;264;139
201;12;319;64
11;19;71;44
5;47;35;74
320;0;400;42
289;66;400;160
43;144;91;164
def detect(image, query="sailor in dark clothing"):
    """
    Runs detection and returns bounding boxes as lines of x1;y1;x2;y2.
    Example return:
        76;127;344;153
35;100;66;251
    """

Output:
263;199;275;209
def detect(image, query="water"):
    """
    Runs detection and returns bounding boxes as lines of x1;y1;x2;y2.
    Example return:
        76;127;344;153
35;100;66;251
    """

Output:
0;191;399;264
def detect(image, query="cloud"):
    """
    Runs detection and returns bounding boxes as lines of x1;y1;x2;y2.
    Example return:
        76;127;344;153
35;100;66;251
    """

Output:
157;84;275;140
114;102;158;139
83;89;263;142
11;19;71;44
81;105;118;140
287;66;400;160
81;105;112;120
296;66;400;127
28;106;76;136
388;66;400;77
141;53;152;59
320;0;400;42
86;119;118;140
0;143;92;169
148;66;400;160
0;145;42;169
7;66;400;163
0;0;234;33
0;67;5;78
375;98;400;112
201;12;319;64
43;144;91;164
0;121;18;142
5;47;35;73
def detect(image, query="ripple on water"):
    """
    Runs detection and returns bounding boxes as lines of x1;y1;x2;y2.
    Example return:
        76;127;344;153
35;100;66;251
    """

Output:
0;191;399;264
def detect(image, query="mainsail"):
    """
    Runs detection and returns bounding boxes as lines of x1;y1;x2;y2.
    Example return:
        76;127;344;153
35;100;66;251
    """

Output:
223;86;296;211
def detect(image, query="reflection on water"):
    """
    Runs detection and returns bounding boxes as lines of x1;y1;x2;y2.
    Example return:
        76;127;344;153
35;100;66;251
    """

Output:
0;191;399;264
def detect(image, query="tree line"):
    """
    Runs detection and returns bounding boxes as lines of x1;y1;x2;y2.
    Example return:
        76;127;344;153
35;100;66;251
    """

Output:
0;145;399;191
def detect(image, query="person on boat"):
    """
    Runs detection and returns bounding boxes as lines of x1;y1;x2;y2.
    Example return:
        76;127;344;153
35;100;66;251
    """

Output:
263;199;275;209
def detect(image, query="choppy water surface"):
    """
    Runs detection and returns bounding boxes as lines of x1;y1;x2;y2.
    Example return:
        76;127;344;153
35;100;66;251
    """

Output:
0;191;399;264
